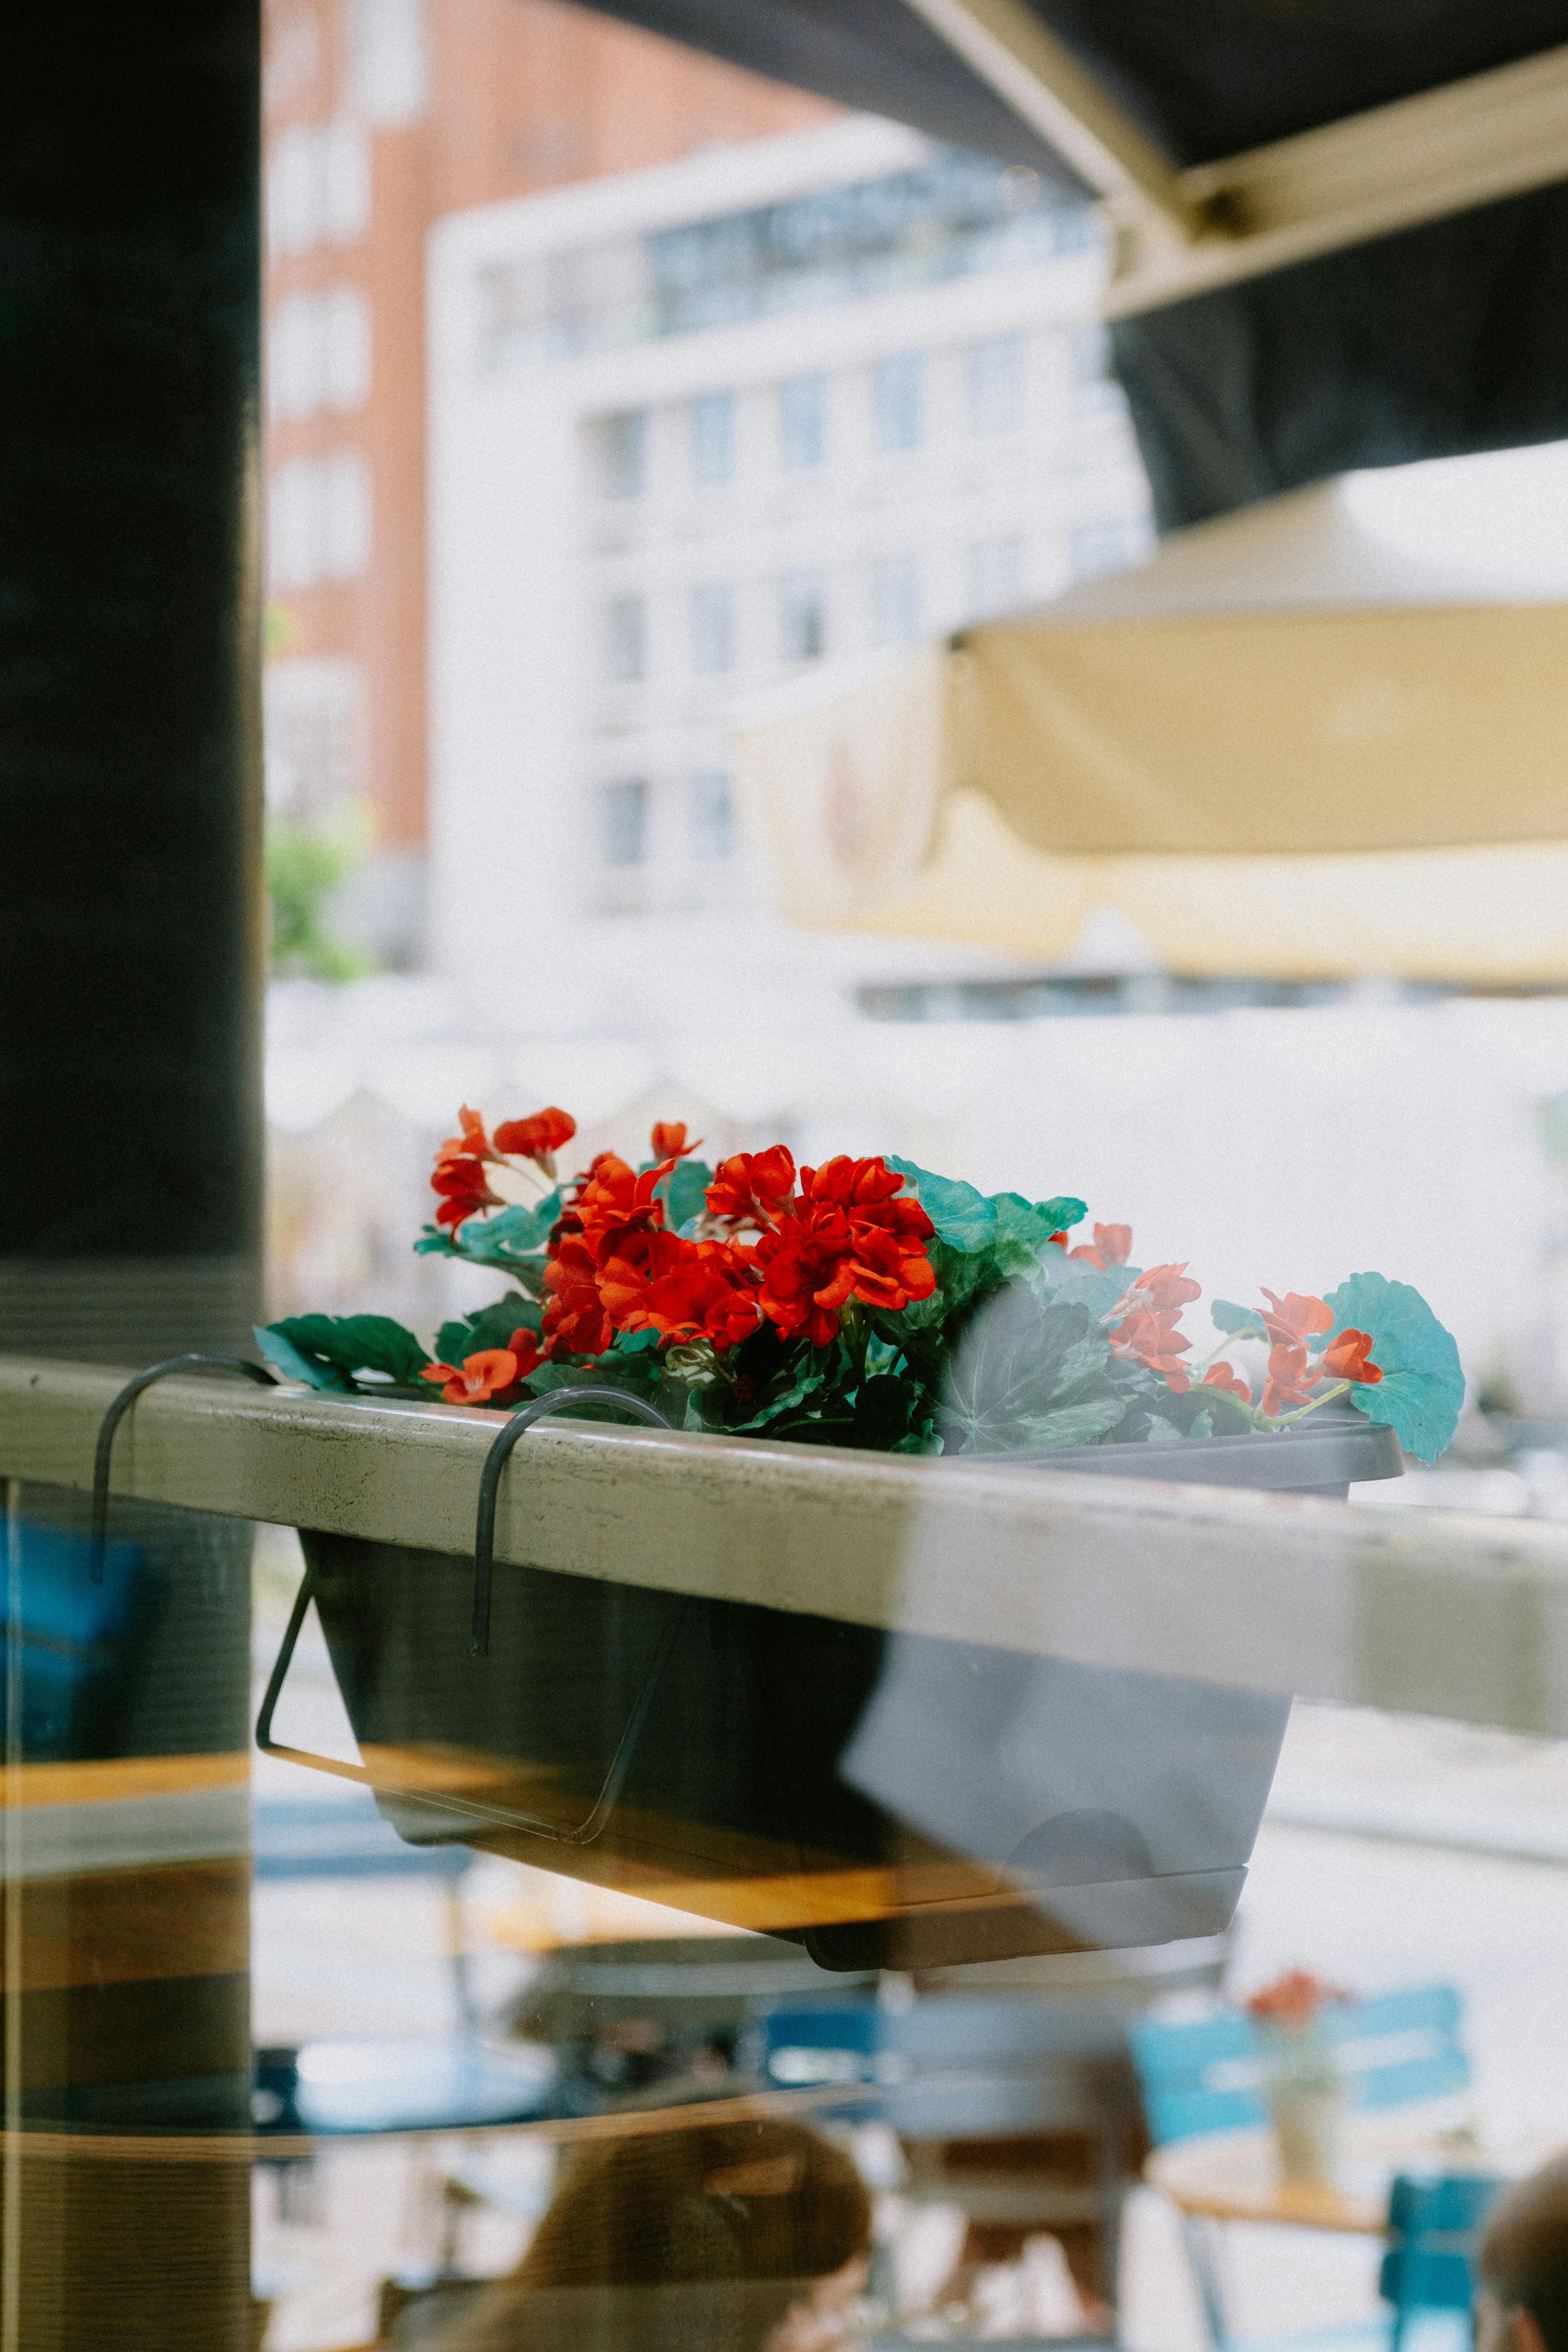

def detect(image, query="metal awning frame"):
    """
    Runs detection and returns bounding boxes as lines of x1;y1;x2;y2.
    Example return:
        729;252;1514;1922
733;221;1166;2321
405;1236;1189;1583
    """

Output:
904;0;1568;314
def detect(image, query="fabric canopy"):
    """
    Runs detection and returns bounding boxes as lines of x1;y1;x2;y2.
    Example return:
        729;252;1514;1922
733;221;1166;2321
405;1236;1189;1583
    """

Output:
571;0;1568;525
733;461;1568;979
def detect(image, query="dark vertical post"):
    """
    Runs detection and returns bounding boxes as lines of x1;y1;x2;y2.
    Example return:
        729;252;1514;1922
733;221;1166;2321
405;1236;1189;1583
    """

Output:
0;5;262;2344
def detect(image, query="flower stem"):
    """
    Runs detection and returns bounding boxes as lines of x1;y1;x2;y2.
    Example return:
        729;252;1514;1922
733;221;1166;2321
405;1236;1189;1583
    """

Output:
1266;1380;1353;1429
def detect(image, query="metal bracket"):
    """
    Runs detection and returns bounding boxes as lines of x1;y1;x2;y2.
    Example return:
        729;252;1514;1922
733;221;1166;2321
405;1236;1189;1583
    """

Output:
89;1353;279;1581
254;1385;687;1851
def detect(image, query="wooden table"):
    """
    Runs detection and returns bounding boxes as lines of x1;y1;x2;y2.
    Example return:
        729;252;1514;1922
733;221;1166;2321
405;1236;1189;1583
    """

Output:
1145;2124;1553;2349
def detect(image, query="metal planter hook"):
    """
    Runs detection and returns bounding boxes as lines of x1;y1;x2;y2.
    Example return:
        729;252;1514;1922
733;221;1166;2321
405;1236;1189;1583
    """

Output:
89;1354;280;1582
471;1387;675;1655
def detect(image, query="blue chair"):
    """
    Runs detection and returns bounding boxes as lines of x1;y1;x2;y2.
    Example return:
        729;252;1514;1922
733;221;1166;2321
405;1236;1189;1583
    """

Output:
0;1520;146;1760
1128;1990;1471;2352
1380;2174;1505;2352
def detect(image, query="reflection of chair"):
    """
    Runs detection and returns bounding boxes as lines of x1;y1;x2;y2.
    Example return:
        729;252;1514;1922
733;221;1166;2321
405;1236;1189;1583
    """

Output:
1130;1989;1471;2352
1380;2174;1505;2352
1129;1987;1469;2146
2;1520;147;1759
761;1993;1144;2315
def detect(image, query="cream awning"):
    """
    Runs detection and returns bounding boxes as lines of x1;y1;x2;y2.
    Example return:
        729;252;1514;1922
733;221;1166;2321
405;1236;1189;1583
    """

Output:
734;467;1568;980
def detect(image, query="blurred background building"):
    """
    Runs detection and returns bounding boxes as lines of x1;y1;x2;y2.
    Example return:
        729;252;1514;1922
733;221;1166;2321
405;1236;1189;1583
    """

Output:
262;0;833;965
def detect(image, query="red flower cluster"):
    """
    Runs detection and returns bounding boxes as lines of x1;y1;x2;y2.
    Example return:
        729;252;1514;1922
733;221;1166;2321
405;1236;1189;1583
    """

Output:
1245;1969;1350;2028
528;1129;937;1362
429;1102;577;1231
1108;1262;1202;1393
1070;1223;1132;1271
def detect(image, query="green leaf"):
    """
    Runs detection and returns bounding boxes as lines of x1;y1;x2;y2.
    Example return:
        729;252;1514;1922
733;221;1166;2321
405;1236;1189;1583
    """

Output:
1013;1397;1128;1449
941;1286;1116;1455
885;1157;996;1253
441;1194;562;1278
1034;1196;1089;1233
1212;1298;1268;1338
1320;1272;1465;1463
656;1158;714;1235
435;1293;541;1366
255;1322;353;1392
260;1314;430;1392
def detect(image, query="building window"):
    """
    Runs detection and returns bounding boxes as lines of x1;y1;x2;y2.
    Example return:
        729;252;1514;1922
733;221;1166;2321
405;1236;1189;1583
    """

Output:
1070;516;1153;580
598;410;647;500
268;450;371;589
350;0;429;126
872;352;924;453
1070;323;1127;417
689;580;736;676
689;390;735;488
263;658;365;817
604;592;647;683
267;118;369;257
269;287;371;421
870;552;922;647
778;374;827;471
968;533;1022;618
967;332;1026;436
688;769;733;863
597;778;649;868
778;569;828;663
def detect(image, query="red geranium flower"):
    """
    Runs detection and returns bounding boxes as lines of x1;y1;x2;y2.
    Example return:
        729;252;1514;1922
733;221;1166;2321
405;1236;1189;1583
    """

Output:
1246;1970;1350;2028
599;1232;760;1352
1128;1262;1201;1314
1071;1223;1133;1270
752;1203;861;1346
1111;1308;1193;1393
541;1232;616;1359
650;1121;701;1161
438;1105;493;1161
1204;1361;1253;1404
1259;1289;1334;1348
420;1346;527;1406
1321;1327;1382;1385
430;1153;501;1231
706;1147;797;1230
492;1106;576;1170
1261;1341;1317;1417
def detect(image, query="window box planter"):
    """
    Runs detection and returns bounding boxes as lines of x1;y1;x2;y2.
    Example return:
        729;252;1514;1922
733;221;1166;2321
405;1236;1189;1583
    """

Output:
248;1104;1454;1969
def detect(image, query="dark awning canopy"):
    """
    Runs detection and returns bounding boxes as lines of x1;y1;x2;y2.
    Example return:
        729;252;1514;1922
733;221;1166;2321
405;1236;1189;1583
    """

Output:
570;1;1568;526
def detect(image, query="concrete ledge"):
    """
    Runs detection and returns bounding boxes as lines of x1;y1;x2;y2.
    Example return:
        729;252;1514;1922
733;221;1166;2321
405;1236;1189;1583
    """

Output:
5;1355;1568;1734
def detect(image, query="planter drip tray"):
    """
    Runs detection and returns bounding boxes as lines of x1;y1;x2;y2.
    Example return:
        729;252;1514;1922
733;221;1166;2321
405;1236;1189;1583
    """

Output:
272;1530;1290;1973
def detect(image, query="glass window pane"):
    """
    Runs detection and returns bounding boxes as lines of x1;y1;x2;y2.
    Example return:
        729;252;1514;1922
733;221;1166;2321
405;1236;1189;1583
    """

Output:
968;532;1022;617
597;409;646;499
778;372;827;470
689;579;735;675
870;550;922;646
967;330;1026;435
778;567;827;661
597;776;648;865
872;350;924;452
688;388;734;487
603;591;646;682
688;767;733;861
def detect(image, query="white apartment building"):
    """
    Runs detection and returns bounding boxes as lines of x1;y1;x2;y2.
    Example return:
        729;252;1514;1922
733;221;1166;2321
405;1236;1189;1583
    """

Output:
427;115;1152;1020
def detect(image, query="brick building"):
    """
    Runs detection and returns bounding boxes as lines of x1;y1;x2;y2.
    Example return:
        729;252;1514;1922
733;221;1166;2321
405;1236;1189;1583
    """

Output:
262;0;832;961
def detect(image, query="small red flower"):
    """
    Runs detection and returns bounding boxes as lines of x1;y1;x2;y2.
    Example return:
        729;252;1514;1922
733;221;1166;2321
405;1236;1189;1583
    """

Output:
1128;1262;1201;1314
430;1153;501;1231
1111;1308;1192;1393
752;1204;860;1347
706;1147;797;1230
492;1106;576;1170
1047;1231;1069;1250
420;1347;525;1406
1246;1970;1350;2028
1259;1289;1334;1348
1321;1327;1382;1385
1261;1341;1316;1417
541;1232;616;1359
438;1105;492;1161
1203;1361;1253;1404
1070;1223;1133;1270
650;1121;701;1161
